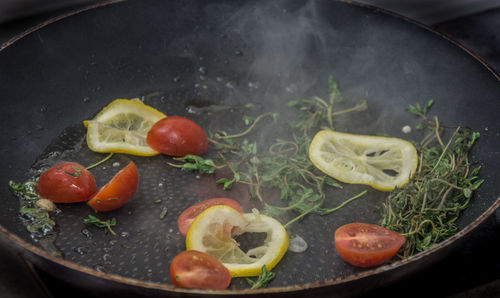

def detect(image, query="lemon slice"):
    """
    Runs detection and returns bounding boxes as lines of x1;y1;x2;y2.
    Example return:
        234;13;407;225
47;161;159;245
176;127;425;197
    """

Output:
84;98;166;156
309;130;418;191
186;205;289;277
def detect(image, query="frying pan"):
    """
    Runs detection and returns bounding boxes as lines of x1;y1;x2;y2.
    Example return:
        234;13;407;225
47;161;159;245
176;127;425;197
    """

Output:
1;0;499;297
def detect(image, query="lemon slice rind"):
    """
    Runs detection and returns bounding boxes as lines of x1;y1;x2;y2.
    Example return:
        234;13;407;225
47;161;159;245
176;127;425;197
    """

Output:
309;130;418;191
84;98;166;156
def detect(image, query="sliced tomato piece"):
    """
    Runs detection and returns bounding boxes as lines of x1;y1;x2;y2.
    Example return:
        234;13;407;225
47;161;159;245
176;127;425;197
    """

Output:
88;162;138;212
170;250;231;290
36;162;97;203
177;198;243;237
334;223;405;267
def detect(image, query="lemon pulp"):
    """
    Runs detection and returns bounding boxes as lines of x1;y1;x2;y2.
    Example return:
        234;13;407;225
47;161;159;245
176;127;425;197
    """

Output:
186;205;289;277
84;98;166;156
309;130;418;191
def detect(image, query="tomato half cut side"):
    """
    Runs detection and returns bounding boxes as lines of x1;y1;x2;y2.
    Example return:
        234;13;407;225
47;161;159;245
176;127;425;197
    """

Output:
146;116;208;157
36;162;97;203
170;250;231;290
177;198;243;237
88;162;138;212
334;223;405;267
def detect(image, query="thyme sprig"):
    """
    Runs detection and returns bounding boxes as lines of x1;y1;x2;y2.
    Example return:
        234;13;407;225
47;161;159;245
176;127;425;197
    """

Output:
167;154;219;174
382;100;482;258
83;215;117;235
246;265;276;289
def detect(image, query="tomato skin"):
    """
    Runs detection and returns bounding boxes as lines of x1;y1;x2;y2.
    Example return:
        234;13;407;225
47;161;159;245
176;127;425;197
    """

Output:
36;162;97;203
177;198;243;237
146;116;208;157
88;162;138;212
170;250;231;290
334;223;405;267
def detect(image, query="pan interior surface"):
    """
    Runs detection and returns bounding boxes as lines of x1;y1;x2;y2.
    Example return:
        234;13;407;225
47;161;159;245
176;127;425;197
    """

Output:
0;0;499;292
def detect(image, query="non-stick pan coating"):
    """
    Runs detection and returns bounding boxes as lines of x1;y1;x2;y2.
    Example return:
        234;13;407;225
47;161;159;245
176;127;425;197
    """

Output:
0;0;499;296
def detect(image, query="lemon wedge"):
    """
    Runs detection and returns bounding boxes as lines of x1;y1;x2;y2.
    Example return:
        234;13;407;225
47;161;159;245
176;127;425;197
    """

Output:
84;98;166;156
186;205;289;277
309;130;418;191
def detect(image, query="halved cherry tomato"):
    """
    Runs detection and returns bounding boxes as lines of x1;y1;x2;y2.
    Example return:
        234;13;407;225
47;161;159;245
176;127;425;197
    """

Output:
88;162;138;212
36;162;97;203
177;198;243;237
334;223;405;267
146;116;208;157
170;250;231;290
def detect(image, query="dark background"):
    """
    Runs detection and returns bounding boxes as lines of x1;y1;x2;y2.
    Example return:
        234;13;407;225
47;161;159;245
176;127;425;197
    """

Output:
1;1;499;297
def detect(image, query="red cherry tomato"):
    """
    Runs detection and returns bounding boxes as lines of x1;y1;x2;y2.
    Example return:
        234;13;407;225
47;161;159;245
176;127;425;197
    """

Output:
146;116;208;157
334;223;405;267
88;162;138;212
170;250;231;290
177;198;243;237
36;162;97;203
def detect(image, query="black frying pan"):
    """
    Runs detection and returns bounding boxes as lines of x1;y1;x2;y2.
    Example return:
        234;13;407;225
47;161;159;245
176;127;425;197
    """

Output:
1;0;499;297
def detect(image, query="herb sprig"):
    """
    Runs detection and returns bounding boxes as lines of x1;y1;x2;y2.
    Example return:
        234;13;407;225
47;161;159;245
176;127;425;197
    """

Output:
83;215;117;235
382;100;483;257
246;265;276;289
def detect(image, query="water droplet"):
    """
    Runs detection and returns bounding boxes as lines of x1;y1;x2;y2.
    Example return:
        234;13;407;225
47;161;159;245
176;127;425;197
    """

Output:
83;97;90;103
112;162;120;167
234;49;243;56
173;76;180;82
225;81;235;89
248;82;259;89
289;235;308;253
484;127;489;132
74;246;89;255
93;264;106;273
195;175;201;179
121;231;130;238
81;228;93;239
40;105;47;112
199;66;207;75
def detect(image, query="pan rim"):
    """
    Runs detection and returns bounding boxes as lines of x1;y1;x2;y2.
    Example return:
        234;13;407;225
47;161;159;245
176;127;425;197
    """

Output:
0;0;499;295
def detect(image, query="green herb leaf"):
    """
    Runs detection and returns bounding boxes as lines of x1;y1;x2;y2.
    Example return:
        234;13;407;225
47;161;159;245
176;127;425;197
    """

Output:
170;155;217;174
160;207;168;219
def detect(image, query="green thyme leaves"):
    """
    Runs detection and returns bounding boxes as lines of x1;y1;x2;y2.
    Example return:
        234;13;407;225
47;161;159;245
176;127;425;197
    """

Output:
382;101;483;257
83;215;117;235
9;179;57;236
246;265;276;289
